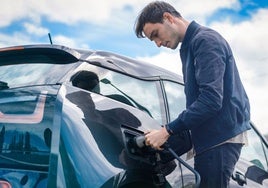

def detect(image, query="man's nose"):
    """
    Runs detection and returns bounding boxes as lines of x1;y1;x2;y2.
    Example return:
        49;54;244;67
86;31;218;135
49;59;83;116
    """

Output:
154;40;161;47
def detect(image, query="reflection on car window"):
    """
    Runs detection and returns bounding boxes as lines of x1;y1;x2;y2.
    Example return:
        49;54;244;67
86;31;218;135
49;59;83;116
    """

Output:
71;70;100;93
240;127;268;171
74;64;163;124
0;63;75;89
163;81;185;122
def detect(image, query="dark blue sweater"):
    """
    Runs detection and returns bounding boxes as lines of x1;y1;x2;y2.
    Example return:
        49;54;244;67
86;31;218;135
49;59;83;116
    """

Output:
168;21;251;154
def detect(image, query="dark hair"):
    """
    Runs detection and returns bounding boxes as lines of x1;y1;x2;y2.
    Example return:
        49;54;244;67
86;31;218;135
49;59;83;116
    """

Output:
134;1;181;38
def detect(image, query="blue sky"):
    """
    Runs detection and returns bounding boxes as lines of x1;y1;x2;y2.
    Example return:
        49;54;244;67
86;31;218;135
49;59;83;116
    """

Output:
1;0;268;134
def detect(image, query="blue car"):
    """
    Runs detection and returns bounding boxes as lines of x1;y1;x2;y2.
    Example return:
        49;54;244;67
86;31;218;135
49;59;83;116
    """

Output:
0;45;267;187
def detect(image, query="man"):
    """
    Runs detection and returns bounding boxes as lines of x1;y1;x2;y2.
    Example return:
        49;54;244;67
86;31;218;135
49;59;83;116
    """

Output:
134;1;251;188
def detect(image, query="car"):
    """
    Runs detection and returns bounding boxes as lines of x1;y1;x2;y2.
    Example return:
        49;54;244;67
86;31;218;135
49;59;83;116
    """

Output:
0;44;267;188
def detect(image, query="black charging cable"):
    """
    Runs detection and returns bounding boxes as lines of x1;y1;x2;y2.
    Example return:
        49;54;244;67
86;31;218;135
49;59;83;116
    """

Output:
133;135;200;188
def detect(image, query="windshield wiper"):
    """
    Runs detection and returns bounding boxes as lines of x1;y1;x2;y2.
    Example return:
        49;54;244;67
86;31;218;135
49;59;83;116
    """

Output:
0;81;9;90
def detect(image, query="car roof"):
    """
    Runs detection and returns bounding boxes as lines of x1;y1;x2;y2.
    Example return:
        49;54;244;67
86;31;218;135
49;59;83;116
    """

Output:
0;44;183;83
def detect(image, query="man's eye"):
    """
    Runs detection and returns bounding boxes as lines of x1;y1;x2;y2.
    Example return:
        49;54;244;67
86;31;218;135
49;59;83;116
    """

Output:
150;35;157;41
150;31;158;40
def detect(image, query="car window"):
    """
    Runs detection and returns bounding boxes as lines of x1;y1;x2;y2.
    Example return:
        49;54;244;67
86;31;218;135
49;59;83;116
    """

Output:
71;63;165;124
163;81;186;122
0;63;75;89
240;127;268;171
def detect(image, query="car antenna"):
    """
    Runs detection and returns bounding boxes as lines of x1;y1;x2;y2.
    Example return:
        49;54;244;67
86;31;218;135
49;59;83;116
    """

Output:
48;33;53;44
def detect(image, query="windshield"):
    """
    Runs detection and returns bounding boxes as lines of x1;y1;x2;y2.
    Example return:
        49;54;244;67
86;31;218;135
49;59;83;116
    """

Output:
0;63;76;89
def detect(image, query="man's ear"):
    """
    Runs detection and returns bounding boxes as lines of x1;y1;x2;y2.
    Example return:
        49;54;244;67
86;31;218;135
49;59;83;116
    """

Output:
163;12;174;23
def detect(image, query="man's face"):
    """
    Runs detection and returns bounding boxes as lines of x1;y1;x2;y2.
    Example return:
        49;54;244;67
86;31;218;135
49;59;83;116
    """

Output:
143;18;180;49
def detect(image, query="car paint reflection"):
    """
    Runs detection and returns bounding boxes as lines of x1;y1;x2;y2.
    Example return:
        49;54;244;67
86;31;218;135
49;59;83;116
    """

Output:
59;85;163;187
0;91;47;124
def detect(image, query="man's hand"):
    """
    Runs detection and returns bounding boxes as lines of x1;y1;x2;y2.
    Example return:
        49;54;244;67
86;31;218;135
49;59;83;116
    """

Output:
145;126;170;150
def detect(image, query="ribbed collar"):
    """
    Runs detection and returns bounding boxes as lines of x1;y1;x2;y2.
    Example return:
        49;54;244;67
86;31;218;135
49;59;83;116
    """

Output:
181;21;200;49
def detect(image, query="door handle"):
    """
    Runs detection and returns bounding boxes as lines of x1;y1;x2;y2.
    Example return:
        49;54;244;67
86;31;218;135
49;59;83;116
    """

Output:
232;170;247;186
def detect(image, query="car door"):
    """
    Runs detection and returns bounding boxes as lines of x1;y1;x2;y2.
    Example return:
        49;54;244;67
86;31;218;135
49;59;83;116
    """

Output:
231;123;268;187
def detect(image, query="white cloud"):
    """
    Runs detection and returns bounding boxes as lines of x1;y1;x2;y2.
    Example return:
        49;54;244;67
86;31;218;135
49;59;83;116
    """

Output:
0;0;241;48
0;33;33;47
0;0;148;26
0;0;239;27
23;22;49;36
0;1;29;27
137;49;182;75
53;35;90;49
172;0;239;22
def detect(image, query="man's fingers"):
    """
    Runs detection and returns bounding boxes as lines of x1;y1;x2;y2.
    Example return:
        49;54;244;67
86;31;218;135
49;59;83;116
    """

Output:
145;137;151;146
144;129;165;150
144;130;151;135
150;143;163;151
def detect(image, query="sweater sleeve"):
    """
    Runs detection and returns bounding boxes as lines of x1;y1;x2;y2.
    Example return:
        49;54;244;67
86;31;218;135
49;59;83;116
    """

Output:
168;32;227;134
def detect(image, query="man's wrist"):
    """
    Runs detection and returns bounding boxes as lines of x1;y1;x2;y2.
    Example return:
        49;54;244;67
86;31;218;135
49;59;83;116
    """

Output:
165;124;174;136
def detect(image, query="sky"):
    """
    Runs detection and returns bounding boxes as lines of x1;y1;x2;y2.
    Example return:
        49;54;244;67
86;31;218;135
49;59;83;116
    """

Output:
1;0;268;134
